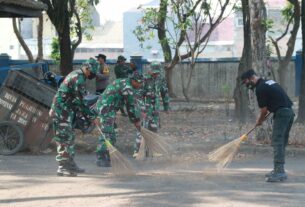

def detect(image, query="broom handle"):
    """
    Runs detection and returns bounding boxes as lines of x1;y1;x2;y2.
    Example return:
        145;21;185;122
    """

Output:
245;112;271;136
95;123;111;143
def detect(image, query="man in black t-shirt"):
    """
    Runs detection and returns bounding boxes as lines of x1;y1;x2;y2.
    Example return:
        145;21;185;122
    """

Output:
241;69;295;182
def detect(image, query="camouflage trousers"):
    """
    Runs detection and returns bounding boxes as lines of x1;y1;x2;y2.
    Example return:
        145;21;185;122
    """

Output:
52;108;76;162
96;110;117;160
144;101;160;131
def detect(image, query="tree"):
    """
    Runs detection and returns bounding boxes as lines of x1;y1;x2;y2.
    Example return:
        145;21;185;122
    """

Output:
13;15;44;76
134;0;235;97
13;17;37;63
268;0;300;91
250;0;268;76
297;0;305;123
40;0;98;75
181;1;223;101
233;0;252;122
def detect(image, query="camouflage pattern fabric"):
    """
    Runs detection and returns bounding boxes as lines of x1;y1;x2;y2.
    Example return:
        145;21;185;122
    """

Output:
51;69;95;162
133;73;170;153
142;73;170;130
95;78;140;160
114;64;133;79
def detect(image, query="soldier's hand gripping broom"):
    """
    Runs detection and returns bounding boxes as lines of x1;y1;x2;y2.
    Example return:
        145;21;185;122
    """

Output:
209;113;270;169
96;124;135;176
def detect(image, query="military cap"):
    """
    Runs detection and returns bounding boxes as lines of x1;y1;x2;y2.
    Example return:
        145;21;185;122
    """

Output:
150;61;161;73
130;72;144;83
117;55;127;62
83;58;98;74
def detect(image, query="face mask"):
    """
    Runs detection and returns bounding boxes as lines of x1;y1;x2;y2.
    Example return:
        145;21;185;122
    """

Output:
88;72;96;80
245;81;255;90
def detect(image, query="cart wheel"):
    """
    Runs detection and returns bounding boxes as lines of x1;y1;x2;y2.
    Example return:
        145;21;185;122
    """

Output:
0;121;24;155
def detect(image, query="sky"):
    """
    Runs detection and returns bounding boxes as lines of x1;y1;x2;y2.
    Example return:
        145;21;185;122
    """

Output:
96;0;152;23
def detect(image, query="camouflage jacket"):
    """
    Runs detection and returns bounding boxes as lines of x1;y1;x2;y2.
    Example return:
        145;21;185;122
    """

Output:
96;78;140;123
140;74;170;111
114;64;133;79
51;69;94;118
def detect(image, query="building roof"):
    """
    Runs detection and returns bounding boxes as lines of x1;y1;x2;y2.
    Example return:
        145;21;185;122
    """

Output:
79;21;123;48
0;0;47;17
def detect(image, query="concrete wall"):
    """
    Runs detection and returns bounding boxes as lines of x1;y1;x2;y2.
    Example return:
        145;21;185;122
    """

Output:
169;61;296;100
84;59;296;100
5;57;296;101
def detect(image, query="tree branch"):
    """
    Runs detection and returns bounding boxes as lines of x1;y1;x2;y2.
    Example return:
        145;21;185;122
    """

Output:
71;9;82;59
12;18;34;62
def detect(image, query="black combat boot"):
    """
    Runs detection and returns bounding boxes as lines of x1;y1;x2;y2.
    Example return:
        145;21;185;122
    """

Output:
133;132;142;158
96;151;111;167
265;163;287;182
57;161;77;177
69;158;85;173
148;123;158;132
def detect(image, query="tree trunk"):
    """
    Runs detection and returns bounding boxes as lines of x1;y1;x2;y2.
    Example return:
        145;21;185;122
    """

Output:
278;63;289;91
165;66;176;97
58;16;73;76
250;0;267;75
234;0;252;122
297;0;305;123
36;14;44;62
250;0;270;141
181;65;189;101
12;18;34;62
40;0;74;76
181;61;196;101
275;0;300;92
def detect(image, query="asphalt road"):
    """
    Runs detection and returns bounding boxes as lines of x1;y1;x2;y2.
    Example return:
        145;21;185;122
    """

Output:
1;153;305;207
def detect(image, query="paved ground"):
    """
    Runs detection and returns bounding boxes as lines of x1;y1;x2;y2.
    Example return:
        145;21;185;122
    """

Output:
1;104;305;207
1;153;305;207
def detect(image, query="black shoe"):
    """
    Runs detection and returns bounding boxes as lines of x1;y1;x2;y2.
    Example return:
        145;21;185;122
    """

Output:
70;159;85;173
265;164;287;182
96;159;111;167
57;161;77;177
96;151;111;167
265;170;274;178
265;172;287;182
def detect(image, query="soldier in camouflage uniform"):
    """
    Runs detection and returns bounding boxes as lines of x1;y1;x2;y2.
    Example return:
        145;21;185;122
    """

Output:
143;61;170;131
114;55;133;116
49;59;98;176
95;72;143;167
114;55;133;79
133;61;170;155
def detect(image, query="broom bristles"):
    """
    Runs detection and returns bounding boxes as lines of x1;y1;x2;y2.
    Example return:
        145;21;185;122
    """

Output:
136;128;170;160
135;136;147;161
105;139;135;176
208;134;247;169
97;125;134;175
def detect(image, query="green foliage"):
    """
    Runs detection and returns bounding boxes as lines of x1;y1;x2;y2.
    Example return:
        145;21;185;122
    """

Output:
50;37;60;64
70;0;96;43
266;40;274;57
201;1;211;15
281;2;294;23
262;18;274;31
132;7;160;47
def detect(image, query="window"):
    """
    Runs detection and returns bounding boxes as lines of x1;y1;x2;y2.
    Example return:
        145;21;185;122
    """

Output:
235;17;243;27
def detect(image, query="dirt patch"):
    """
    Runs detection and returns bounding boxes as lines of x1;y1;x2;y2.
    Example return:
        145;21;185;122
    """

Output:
41;101;305;160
